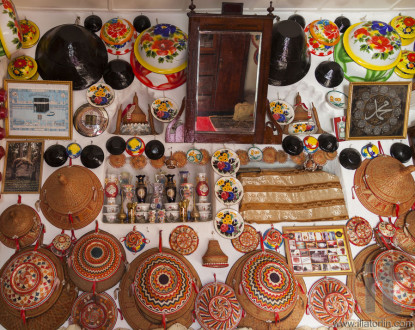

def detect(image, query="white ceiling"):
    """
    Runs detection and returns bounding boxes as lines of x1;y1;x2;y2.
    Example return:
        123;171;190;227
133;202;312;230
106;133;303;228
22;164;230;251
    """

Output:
13;0;415;12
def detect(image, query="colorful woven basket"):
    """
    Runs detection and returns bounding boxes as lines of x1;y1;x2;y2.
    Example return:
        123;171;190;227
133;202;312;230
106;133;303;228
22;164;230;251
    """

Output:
169;225;199;255
68;229;126;293
231;224;260;253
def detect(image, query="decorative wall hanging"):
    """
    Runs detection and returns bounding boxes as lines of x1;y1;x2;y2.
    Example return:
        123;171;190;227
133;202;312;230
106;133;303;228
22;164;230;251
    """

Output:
74;104;108;137
151;97;179;122
263;226;284;250
49;231;74;258
121;226;149;253
211;149;240;176
202;239;229;268
283;225;355;276
100;18;135;55
19;19;40;49
86;83;115;108
214;176;243;206
346;216;373;246
169;225;199;255
231;224;260;253
239;169;348;223
44;144;68;167
214;209;244;239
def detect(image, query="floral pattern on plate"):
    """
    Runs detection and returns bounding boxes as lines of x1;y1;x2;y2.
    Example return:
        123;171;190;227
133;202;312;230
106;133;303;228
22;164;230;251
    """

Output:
310;19;340;46
215;209;244;239
215;177;243;206
346;216;372;246
86;83;115;108
187;148;203;164
151;97;178;122
247;146;263;161
287;121;317;135
101;18;134;45
305;23;333;57
211;149;240;176
269;100;294;125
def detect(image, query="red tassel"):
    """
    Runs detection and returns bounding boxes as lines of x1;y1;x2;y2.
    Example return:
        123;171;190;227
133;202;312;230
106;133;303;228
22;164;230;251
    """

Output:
294;102;308;110
92;280;96;295
377;141;384;155
162;314;166;330
395;203;400;218
15;238;20;251
242;309;246;318
34;239;39;251
95;220;99;233
17;195;21;204
68;214;74;224
20;309;26;324
275;312;280;323
379;215;383;222
298;281;306;294
159;230;163;253
192;280;199;294
69;158;72;166
259;231;265;252
71;229;77;242
239;283;243;295
192;310;196;323
213;273;216;282
306;303;310;315
355;300;362;313
351;186;355;200
118;308;124;320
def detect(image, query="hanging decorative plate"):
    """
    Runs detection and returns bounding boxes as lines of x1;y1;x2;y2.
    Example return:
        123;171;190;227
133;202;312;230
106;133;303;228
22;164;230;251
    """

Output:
287;121;317;135
126;137;145;156
169;225;199;255
19;19;40;49
50;232;73;257
377;221;396;238
73;104;109;137
361;144;379;159
241;251;297;313
66;142;82;159
211;149;240;176
373;250;415;309
86;83;115;108
123;228;149;253
303;136;319;154
8;55;38;80
214;177;244;206
326;90;348;110
151;97;179;122
305;23;334;57
308;277;355;326
231;224;260;253
269;100;294;125
71;292;118;330
346;216;373;246
133;252;194;316
309;19;340;46
187;148;203;164
214;209;244;239
263;227;284;250
247;146;263;161
195;281;242;330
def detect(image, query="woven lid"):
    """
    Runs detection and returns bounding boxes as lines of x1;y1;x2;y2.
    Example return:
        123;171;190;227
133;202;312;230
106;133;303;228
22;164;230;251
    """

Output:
365;155;415;204
0;203;36;238
202;240;229;268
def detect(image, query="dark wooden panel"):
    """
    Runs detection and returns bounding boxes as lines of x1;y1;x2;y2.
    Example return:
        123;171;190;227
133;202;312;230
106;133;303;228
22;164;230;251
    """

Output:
198;76;214;95
199;54;217;75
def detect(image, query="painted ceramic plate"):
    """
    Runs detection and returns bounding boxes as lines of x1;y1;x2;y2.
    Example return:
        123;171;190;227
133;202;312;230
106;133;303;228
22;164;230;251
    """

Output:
269;99;294;125
73;104;109;137
215;177;244;206
309;19;340;46
247;146;263;161
169;225;199;255
377;221;396;238
346;216;373;246
211;149;240;176
308;277;354;326
263;227;284;250
124;229;149;253
361;144;379;159
86;83;115;108
19;19;40;49
326;90;348;110
187;148;203;164
126;137;145;156
303;136;319;154
214;209;244;239
305;23;334;57
287;121;317;135
66;143;82;159
373;250;415;309
151;97;179;122
231;224;260;253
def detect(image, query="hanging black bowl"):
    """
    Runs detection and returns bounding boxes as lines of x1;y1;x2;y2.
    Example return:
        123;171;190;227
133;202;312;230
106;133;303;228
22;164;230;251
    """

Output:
339;148;361;170
44;144;68;167
145;140;165;160
315;61;344;88
84;15;102;33
81;145;104;169
106;136;126;155
103;59;134;90
282;135;304;156
287;14;306;29
133;15;151;33
35;24;108;90
334;16;351;33
317;133;339;152
390;143;412;163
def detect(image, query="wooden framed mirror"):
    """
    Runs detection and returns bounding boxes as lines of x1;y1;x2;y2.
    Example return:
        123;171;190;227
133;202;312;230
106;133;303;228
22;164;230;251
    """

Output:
184;5;275;143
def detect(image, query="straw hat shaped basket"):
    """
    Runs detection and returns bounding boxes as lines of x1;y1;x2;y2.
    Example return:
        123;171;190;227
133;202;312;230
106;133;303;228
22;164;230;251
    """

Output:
0;202;42;249
40;165;104;230
68;228;126;293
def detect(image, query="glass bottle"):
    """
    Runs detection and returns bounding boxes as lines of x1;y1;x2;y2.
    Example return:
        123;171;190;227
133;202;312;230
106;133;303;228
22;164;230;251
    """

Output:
165;174;176;202
135;175;147;203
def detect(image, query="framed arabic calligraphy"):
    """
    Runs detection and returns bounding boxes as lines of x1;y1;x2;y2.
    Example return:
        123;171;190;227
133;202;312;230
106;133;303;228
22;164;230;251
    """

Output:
346;81;411;140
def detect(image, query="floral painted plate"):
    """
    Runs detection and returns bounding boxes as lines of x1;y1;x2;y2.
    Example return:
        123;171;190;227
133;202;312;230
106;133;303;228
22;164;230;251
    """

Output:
214;209;244;239
326;90;348;110
269;99;294;125
151;97;179;122
346;216;373;246
211;149;240;176
86;83;115;108
19;19;40;49
214;177;244;206
66;142;82;159
263;227;284;250
305;23;334;57
287;121;317;135
231;224;260;253
126;137;145;156
187;148;203;164
247;146;263;161
309;19;340;46
169;225;199;255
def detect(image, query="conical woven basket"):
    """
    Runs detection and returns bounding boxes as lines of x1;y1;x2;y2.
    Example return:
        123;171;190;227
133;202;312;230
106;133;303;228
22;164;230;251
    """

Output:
0;203;35;238
394;212;415;255
202;239;229;268
40;165;104;230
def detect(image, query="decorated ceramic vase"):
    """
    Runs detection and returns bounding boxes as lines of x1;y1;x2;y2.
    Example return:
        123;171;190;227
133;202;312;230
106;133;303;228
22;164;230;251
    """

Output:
100;17;135;55
0;0;22;58
8;55;38;80
390;15;415;46
196;173;209;203
134;23;188;74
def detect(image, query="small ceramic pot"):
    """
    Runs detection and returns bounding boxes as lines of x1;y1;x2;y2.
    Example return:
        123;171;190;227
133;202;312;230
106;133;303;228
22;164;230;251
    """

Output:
100;18;135;55
390;15;415;46
199;211;212;222
19;19;39;49
394;50;415;79
166;210;180;222
104;205;119;213
135;211;148;222
0;0;22;58
165;202;179;211
103;213;118;223
196;202;211;212
135;203;150;211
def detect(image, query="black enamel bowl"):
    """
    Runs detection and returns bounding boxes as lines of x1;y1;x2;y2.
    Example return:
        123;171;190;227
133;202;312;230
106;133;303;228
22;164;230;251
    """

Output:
84;15;102;33
133;15;151;33
106;136;126;155
81;145;104;169
334;16;351;33
315;61;344;88
145;140;165;160
339;148;362;170
318;133;339;153
288;14;306;29
390;143;412;163
44;144;68;167
282;135;304;156
103;59;134;90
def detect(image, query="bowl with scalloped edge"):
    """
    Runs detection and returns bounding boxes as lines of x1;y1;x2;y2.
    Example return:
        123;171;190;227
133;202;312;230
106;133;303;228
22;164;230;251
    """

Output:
343;20;401;71
0;0;22;58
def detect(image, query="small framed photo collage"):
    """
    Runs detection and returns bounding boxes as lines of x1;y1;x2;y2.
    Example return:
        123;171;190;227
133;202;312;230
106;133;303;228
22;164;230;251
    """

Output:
283;226;355;276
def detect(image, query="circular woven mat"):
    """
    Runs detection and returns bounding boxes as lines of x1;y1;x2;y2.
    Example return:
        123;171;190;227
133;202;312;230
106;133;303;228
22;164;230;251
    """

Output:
226;249;305;327
119;247;201;329
0;261;77;330
231;224;260;253
0;246;64;319
169;225;199;255
68;229;126;293
347;244;413;322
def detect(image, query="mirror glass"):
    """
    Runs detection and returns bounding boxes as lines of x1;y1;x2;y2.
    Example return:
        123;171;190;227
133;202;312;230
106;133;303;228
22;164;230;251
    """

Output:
195;31;261;134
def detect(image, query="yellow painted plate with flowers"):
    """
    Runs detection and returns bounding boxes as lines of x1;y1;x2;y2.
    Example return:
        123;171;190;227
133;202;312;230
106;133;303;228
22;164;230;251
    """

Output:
215;176;244;206
86;83;115;108
151;97;178;122
214;208;244;239
211;148;240;176
8;55;38;80
269;99;294;126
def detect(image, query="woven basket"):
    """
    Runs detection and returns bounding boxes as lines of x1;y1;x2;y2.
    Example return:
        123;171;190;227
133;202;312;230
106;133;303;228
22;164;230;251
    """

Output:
0;203;35;237
0;247;65;320
40;165;104;230
202;239;229;268
365;155;415;204
68;229;126;293
394;213;415;255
